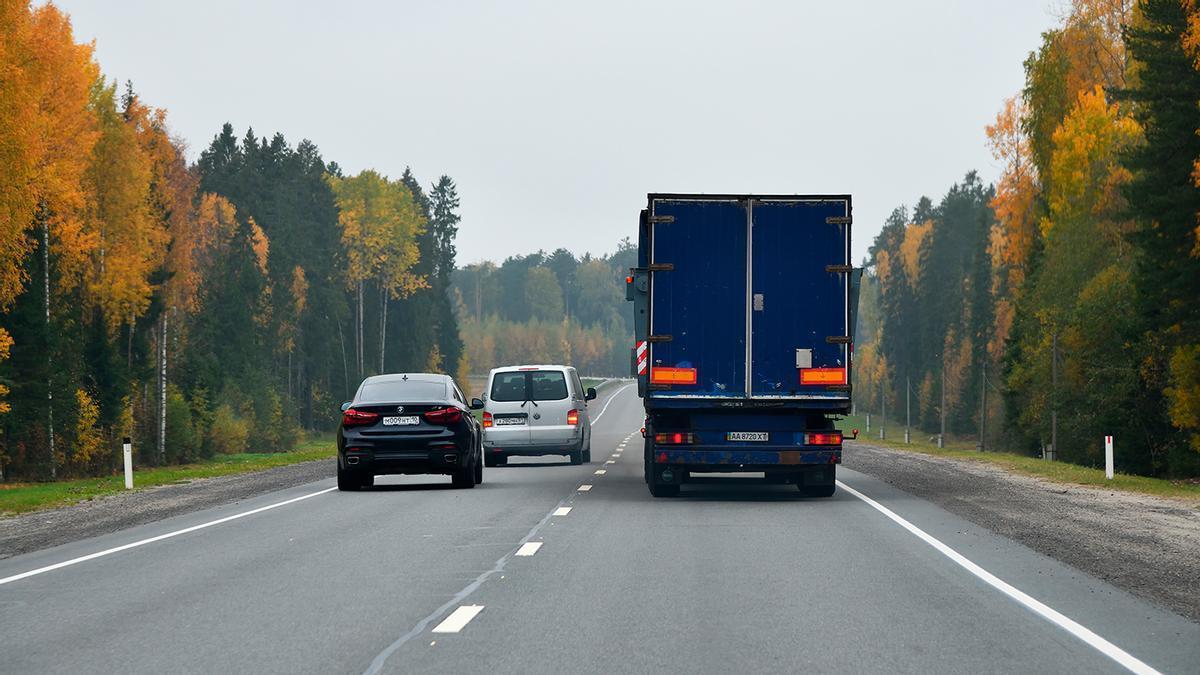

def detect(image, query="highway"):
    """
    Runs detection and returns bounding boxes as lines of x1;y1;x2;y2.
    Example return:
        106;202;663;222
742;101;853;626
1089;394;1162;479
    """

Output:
1;383;1197;674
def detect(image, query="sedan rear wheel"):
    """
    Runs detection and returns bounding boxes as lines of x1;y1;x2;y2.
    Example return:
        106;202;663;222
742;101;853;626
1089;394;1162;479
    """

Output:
337;464;360;491
452;459;476;489
474;445;483;484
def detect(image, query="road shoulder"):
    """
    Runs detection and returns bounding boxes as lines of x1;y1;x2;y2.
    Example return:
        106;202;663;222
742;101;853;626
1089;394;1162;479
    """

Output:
0;458;333;559
843;440;1200;623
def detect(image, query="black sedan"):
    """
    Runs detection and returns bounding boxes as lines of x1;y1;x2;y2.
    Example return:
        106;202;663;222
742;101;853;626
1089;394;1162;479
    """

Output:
337;373;483;490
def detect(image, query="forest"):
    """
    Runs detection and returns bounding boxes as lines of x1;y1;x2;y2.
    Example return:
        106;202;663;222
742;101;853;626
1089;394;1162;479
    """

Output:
0;2;464;479
451;243;637;378
854;0;1200;477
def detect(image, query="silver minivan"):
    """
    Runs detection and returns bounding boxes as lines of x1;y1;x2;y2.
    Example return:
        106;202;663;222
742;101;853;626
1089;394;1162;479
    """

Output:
477;365;597;466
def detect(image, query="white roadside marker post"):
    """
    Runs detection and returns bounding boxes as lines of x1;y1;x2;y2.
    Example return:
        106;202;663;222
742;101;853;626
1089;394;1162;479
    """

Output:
123;436;133;489
1105;435;1114;480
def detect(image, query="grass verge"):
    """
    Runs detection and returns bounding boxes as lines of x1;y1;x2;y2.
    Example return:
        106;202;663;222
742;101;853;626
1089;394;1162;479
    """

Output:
0;437;334;517
836;414;1200;503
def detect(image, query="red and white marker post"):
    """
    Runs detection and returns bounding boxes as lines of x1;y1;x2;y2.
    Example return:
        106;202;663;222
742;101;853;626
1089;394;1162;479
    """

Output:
1104;435;1114;480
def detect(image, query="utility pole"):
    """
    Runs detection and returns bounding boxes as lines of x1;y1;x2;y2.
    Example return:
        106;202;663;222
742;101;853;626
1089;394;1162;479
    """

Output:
905;376;911;444
979;361;987;452
939;367;946;448
1050;332;1058;461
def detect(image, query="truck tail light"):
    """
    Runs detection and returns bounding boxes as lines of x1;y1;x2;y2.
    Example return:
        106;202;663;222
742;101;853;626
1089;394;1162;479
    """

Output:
799;368;847;385
806;432;843;446
342;409;380;427
567;409;579;425
482;411;493;428
423;407;463;425
650;367;697;385
654;432;694;445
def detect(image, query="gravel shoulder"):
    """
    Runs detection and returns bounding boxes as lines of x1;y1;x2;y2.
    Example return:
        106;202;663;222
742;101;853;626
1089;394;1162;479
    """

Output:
844;440;1200;623
0;458;333;560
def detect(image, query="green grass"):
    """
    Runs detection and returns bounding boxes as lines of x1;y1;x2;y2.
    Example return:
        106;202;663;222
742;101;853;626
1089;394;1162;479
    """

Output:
837;414;1200;503
0;437;335;517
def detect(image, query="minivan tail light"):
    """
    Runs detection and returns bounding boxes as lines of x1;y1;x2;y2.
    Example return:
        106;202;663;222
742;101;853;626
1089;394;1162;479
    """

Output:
482;411;493;428
567;409;579;426
342;409;380;428
424;407;463;425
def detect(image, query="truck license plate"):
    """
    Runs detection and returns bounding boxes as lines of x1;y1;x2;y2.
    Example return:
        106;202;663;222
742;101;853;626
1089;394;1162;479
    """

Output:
727;432;768;442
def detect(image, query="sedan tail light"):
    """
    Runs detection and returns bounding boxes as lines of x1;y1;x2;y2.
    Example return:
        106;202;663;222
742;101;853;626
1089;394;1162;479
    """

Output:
482;411;493;428
424;407;463;425
342;408;380;427
567;409;579;426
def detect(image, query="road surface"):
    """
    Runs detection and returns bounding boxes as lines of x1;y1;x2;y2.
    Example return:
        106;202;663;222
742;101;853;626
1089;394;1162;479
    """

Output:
1;384;1197;674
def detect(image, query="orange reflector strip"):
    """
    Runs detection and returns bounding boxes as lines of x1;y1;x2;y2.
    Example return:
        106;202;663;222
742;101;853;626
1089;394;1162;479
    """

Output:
650;367;697;385
799;367;847;385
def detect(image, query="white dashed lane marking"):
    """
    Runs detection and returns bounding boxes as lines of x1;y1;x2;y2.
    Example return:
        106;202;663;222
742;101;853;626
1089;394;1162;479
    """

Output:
515;542;543;557
553;507;572;516
578;485;592;492
594;469;606;475
431;605;485;634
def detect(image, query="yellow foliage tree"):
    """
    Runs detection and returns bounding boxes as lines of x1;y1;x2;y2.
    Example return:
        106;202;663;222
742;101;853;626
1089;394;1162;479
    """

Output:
1043;85;1141;254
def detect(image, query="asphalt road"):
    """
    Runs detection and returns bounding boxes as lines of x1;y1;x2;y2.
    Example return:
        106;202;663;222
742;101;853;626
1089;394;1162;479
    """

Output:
1;383;1197;674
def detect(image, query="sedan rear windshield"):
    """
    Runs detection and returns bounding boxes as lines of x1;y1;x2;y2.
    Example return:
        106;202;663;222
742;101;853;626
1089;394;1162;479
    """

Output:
358;380;446;403
490;371;569;402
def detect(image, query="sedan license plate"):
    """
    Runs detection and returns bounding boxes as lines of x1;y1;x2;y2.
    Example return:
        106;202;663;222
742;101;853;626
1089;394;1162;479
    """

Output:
382;416;420;426
727;431;768;442
494;417;526;426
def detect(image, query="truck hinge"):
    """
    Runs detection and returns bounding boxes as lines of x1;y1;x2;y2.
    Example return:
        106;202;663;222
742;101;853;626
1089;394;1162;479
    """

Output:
825;264;853;274
647;335;673;343
648;215;675;224
826;216;852;225
825;336;851;344
826;385;851;392
647;263;674;272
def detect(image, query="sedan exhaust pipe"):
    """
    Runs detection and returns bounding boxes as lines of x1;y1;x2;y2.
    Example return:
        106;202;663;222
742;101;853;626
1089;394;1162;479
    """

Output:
346;456;360;466
444;453;458;464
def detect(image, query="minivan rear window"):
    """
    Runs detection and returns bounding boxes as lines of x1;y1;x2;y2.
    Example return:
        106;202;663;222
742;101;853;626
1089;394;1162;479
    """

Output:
490;372;528;402
490;370;570;402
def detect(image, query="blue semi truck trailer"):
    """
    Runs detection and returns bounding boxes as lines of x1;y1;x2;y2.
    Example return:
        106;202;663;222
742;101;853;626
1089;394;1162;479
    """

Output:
626;194;862;497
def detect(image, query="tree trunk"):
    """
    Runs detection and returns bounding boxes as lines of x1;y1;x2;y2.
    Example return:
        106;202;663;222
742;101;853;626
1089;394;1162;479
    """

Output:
159;312;167;464
337;313;350;399
43;217;55;480
379;285;388;374
356;280;364;379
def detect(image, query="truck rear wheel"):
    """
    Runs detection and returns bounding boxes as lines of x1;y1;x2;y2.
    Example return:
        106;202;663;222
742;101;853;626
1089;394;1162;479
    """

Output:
800;484;836;498
649;481;679;498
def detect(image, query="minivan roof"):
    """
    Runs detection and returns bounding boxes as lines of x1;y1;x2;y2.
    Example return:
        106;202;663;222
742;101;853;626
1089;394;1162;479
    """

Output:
490;364;573;373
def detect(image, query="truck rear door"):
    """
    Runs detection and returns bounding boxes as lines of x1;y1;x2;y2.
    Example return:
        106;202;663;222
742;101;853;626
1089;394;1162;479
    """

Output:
647;198;747;398
750;199;850;397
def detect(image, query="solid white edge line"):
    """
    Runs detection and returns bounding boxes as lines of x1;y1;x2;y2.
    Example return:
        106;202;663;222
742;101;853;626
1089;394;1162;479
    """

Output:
590;383;634;425
835;480;1162;675
552;507;572;516
431;605;485;633
0;486;338;587
514;542;543;557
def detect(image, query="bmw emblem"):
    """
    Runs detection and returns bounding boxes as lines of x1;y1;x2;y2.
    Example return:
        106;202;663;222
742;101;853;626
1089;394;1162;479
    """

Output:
396;406;404;413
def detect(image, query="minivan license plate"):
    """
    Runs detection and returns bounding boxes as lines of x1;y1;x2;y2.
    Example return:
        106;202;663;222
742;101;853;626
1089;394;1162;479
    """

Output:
382;416;419;426
727;432;768;442
494;417;525;426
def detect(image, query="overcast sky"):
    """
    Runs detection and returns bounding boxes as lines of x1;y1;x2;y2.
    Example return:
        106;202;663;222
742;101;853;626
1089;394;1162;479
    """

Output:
58;0;1057;265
